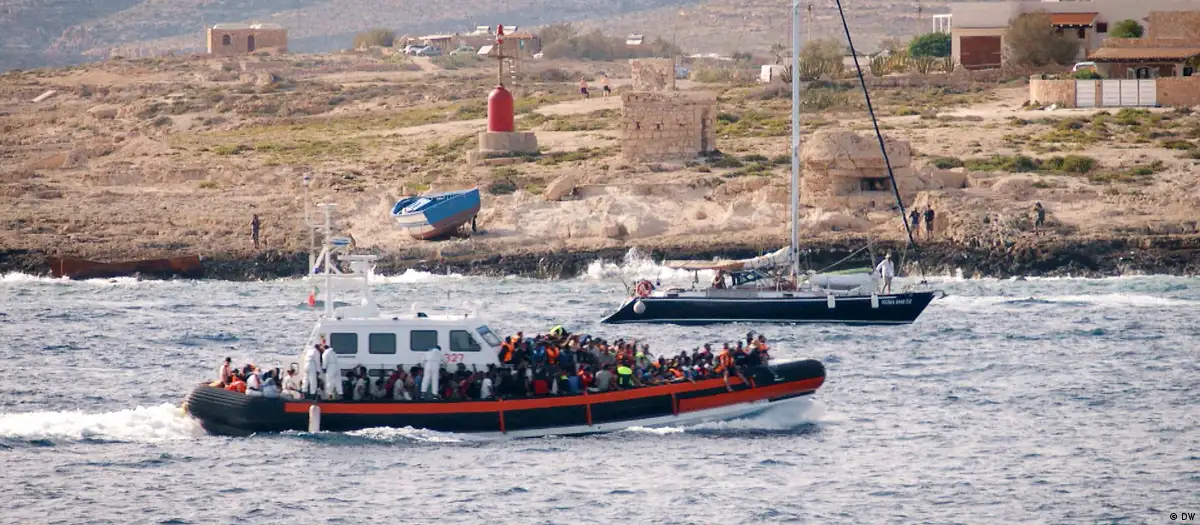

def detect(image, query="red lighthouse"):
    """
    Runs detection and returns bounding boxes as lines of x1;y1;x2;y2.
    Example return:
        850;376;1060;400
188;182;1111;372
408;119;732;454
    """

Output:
486;23;514;133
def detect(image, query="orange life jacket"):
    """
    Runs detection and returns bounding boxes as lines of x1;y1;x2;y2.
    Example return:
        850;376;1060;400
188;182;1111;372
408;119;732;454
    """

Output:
226;379;247;393
500;341;514;363
716;351;734;372
668;368;683;379
546;346;560;365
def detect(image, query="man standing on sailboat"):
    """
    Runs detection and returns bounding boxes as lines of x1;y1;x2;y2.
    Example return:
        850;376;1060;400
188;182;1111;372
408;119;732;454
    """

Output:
875;252;895;294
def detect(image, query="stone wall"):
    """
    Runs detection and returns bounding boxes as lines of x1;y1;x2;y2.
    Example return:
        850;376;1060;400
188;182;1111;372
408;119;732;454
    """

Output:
1157;76;1200;106
1148;11;1200;40
207;28;288;56
630;58;676;91
800;130;918;210
1030;77;1078;107
620;91;716;162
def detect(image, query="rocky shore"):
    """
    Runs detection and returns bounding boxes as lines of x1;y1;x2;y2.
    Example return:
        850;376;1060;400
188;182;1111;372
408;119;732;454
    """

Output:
5;234;1199;281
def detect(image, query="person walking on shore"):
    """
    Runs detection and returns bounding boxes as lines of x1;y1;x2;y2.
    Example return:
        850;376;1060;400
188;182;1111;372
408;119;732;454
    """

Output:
1033;202;1046;235
923;207;935;239
579;77;590;100
250;214;261;249
908;209;920;239
601;74;611;97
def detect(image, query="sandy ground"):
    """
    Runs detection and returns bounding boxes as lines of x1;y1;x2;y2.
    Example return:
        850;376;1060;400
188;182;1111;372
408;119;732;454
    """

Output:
1;54;1198;266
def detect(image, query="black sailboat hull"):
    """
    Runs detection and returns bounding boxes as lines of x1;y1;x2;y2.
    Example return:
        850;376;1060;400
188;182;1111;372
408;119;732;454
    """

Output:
601;291;936;325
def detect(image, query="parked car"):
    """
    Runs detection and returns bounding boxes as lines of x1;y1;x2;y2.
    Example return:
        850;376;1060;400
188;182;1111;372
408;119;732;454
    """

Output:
1072;61;1098;73
403;45;427;56
417;46;443;57
450;46;476;56
675;66;690;79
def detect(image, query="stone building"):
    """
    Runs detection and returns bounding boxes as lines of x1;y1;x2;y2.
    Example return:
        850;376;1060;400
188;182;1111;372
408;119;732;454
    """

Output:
207;23;288;56
620;58;716;162
800;130;918;210
1089;11;1200;78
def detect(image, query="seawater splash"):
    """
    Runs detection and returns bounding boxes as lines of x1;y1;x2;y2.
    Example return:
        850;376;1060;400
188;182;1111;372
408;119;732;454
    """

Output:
582;247;713;285
0;403;204;443
374;268;465;284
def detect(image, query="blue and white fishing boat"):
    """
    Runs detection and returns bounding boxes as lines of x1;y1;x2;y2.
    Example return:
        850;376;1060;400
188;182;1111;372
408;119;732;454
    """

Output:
390;187;481;240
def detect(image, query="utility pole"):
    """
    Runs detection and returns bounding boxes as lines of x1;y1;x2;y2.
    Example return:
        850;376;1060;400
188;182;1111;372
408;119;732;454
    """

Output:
806;3;813;44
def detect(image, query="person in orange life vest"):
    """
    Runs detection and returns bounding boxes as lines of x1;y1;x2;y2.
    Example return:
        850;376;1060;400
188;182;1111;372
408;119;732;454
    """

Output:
579;365;594;388
716;346;750;392
499;337;515;364
225;370;247;393
755;335;771;363
546;345;560;366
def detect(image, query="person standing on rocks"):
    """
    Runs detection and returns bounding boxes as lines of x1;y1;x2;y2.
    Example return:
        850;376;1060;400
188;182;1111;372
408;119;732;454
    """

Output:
923;207;935;239
908;209;921;239
251;214;261;249
1033;202;1046;235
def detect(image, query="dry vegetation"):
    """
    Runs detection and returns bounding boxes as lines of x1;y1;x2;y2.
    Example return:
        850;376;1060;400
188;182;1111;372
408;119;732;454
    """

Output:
2;51;1199;266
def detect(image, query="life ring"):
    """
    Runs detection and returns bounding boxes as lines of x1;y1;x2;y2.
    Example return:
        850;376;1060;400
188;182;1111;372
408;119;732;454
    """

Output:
635;280;654;298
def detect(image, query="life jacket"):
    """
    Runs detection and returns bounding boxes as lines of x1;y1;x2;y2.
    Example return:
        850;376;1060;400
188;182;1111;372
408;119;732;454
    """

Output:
616;365;634;388
580;370;594;386
716;351;734;372
226;379;247;393
546;346;560;366
500;341;514;363
668;368;684;379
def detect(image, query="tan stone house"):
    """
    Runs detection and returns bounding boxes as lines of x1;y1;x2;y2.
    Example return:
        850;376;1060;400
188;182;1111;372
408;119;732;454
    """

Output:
947;0;1199;70
207;23;288;56
1088;11;1200;78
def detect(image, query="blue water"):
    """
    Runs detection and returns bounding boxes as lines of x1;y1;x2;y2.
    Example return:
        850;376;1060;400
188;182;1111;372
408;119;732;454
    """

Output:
1;267;1198;524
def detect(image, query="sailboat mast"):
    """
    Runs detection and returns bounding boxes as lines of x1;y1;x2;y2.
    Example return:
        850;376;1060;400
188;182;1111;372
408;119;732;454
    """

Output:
789;0;802;279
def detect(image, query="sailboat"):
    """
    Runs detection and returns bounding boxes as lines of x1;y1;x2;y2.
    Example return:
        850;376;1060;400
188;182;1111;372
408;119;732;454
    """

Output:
601;0;940;326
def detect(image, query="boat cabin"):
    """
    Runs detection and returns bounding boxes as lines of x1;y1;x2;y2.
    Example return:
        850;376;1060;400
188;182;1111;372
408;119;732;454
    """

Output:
309;315;503;381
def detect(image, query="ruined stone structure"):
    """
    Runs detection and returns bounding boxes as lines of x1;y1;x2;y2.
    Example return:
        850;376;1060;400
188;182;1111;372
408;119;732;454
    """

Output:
207;23;288;57
800;130;918;210
630;58;676;91
620;58;715;162
620;91;717;163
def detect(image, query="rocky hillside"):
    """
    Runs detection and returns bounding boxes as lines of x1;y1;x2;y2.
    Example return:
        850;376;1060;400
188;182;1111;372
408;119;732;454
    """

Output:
2;0;956;71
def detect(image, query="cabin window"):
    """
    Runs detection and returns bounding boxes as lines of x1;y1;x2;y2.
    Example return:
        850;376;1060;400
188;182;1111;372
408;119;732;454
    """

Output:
221;34;231;46
450;330;481;352
410;330;439;351
368;333;397;354
475;326;501;346
859;177;890;192
1096;22;1108;34
1077;28;1086;39
330;333;358;354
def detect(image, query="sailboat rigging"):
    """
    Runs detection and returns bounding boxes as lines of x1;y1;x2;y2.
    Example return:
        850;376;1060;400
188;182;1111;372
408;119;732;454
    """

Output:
599;0;941;325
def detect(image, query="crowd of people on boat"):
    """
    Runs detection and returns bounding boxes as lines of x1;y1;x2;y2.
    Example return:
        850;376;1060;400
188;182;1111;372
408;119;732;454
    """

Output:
209;328;773;402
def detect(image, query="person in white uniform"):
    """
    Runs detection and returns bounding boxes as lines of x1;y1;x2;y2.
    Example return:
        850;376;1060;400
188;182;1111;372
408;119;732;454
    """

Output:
875;252;895;294
301;343;322;398
321;344;343;400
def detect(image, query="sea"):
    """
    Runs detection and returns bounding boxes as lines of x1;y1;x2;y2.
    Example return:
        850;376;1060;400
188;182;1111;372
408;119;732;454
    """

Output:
1;253;1197;525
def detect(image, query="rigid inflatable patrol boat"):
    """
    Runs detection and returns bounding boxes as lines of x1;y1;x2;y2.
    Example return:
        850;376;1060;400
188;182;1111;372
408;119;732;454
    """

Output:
183;204;826;438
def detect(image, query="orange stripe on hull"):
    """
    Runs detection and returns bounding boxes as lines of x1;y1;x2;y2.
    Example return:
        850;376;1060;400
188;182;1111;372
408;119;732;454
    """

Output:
676;377;825;414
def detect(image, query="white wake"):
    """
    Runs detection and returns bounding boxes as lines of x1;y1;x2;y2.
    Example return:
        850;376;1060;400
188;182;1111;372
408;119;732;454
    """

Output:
0;403;204;442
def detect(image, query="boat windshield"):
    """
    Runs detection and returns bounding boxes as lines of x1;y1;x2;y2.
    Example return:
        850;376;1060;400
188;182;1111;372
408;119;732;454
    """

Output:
476;325;501;346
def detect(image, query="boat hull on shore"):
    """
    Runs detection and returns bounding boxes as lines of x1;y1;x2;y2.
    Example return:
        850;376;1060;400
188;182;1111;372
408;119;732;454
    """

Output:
184;359;825;437
390;188;481;240
601;291;936;325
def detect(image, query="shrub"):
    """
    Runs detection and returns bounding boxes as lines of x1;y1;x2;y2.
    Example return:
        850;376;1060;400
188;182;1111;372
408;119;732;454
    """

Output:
1161;139;1195;151
537;23;680;60
1111;20;1144;38
1072;70;1102;80
741;154;769;163
1059;155;1096;174
353;29;395;49
433;54;482;70
1004;12;1080;66
908;33;951;58
486;180;518;195
931;157;964;169
711;156;744;168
